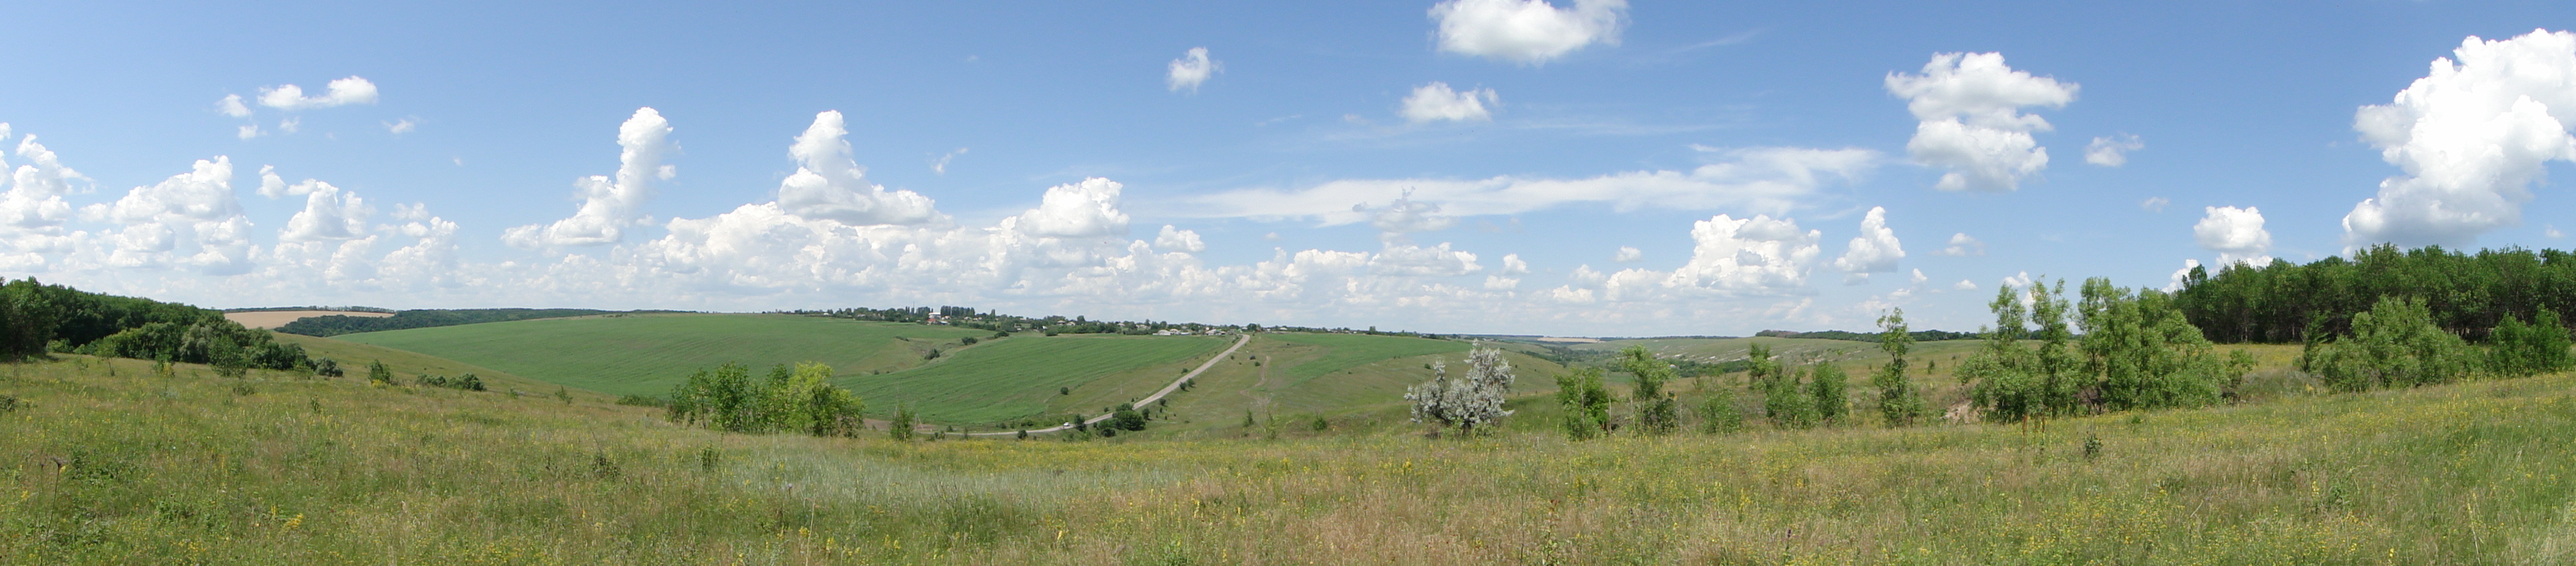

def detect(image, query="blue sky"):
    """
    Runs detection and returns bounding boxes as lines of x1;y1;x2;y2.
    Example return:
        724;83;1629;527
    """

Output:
3;0;2574;336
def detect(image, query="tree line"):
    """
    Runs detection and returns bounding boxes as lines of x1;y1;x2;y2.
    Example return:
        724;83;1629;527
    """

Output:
0;278;317;371
2176;245;2576;343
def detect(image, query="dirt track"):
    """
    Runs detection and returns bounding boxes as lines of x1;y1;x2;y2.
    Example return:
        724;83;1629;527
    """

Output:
964;333;1250;437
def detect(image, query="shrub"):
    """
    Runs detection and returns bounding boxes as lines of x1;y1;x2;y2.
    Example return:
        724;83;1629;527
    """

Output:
1404;345;1516;436
1618;346;1679;436
312;358;343;378
888;404;918;441
1554;368;1613;440
1871;308;1930;427
366;360;395;385
2310;296;2477;391
1696;389;1744;434
2488;310;2573;378
1763;366;1816;429
1808;362;1848;426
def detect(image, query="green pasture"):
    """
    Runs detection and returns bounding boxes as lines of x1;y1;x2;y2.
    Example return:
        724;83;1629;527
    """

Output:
832;333;1230;426
332;313;986;397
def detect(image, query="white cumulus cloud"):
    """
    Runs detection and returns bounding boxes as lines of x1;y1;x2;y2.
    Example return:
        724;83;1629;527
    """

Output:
775;111;942;226
1886;52;2077;192
256;77;380;111
1167;47;1219;93
2085;134;2143;167
1429;0;1626;66
503;107;674;249
2194;205;2272;268
1932;232;1984;256
1832;206;1905;281
1007;178;1131;238
1401;82;1498;123
1612;246;1642;263
216;94;252;118
2344;29;2576;248
1665;214;1820;295
92;156;255;275
1154;225;1206;253
278;180;372;242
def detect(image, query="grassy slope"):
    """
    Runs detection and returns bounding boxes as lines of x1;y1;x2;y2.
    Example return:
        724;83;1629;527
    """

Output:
4;353;2574;563
270;332;586;399
829;334;1229;426
1147;333;1567;439
334;313;986;397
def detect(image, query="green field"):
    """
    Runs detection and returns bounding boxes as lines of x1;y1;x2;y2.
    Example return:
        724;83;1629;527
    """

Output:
332;313;987;397
831;334;1229;426
1266;333;1472;385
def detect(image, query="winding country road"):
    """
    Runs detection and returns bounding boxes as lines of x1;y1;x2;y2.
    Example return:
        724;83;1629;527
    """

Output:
963;332;1250;437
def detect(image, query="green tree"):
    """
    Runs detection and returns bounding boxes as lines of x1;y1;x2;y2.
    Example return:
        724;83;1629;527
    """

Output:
366;360;395;385
1959;284;2042;422
2077;278;2226;411
1871;308;1929;427
2309;296;2477;390
1618;346;1679;435
1807;362;1848;425
1763;365;1815;429
1697;389;1744;434
888;404;918;441
2488;310;2574;378
1553;367;1613;440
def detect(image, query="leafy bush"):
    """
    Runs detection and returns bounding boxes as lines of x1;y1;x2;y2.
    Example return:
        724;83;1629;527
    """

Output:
1808;362;1848;425
1553;368;1613;440
2309;296;2477;391
1696;389;1743;434
1871;309;1929;427
2487;310;2573;378
666;362;866;436
417;374;488;391
1617;346;1679;435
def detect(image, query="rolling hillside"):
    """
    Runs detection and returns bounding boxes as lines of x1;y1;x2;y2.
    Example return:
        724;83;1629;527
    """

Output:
831;333;1231;426
1144;333;1569;438
6;343;2568;563
333;313;988;397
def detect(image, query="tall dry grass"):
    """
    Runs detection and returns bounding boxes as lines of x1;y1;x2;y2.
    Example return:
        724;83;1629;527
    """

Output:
3;353;2571;564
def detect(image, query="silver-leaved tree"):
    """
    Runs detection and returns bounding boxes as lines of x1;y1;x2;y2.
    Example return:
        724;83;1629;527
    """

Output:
1405;345;1516;436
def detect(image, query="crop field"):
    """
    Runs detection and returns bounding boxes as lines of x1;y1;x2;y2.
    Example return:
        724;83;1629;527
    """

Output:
270;333;583;399
332;313;987;397
5;351;2574;564
831;334;1229;426
1143;333;1566;438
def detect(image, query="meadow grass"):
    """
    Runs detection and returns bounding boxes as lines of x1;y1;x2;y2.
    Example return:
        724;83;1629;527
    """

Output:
332;313;986;397
8;349;2573;564
831;334;1228;426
